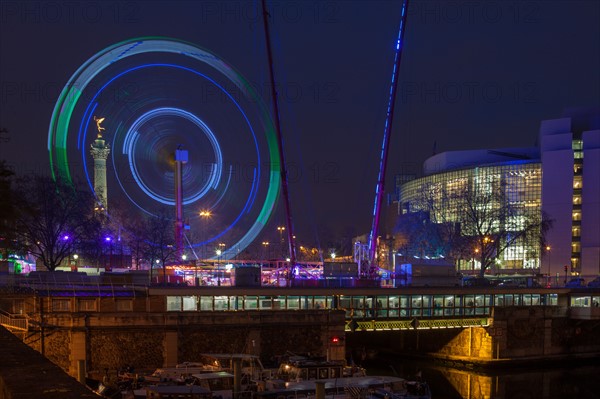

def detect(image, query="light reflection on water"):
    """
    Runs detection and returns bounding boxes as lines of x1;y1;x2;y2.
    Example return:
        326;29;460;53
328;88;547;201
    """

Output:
362;357;600;399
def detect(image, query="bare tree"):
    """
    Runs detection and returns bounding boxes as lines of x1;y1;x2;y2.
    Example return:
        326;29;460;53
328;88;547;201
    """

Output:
402;174;552;277
11;175;102;271
143;207;178;284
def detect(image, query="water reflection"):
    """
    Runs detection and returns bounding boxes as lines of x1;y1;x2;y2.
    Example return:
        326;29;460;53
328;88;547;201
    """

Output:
363;357;600;399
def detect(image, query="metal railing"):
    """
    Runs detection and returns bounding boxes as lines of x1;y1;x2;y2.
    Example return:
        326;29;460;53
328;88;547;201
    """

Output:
0;310;28;331
0;273;146;297
345;317;489;331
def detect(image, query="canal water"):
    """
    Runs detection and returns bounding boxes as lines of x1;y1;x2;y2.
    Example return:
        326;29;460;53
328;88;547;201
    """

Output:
360;354;600;399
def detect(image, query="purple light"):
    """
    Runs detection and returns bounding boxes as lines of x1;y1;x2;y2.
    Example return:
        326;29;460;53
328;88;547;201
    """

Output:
62;235;70;240
104;237;112;242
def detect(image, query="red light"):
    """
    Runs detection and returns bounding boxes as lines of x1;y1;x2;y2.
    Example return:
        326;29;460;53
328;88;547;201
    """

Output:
331;336;340;343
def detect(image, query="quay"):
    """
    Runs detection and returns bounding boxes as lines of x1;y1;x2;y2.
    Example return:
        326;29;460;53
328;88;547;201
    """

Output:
1;272;600;385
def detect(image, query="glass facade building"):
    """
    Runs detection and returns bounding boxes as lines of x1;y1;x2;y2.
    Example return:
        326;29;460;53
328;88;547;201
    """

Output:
396;109;600;278
399;161;542;274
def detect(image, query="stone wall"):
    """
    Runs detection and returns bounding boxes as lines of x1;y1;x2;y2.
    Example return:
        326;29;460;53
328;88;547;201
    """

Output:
32;309;345;378
89;330;164;372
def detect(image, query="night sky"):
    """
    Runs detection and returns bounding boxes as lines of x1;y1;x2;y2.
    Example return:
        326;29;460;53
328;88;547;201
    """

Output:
1;1;599;252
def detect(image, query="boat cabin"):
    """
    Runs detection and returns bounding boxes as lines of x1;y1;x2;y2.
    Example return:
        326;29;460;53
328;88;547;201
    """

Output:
191;371;235;399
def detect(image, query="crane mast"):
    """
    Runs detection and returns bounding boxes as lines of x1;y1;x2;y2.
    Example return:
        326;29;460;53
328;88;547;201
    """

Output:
262;0;298;282
368;0;410;270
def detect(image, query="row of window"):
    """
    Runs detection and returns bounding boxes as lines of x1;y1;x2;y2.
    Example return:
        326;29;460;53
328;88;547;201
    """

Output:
166;293;559;319
46;294;599;315
51;298;133;312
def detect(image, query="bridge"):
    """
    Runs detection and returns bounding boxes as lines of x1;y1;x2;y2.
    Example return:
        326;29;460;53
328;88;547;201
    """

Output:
2;274;599;333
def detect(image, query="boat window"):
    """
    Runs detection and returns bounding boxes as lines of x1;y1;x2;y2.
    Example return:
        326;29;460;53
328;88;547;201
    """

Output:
287;296;300;309
523;294;541;306
166;296;181;312
314;296;326;310
215;296;229;311
273;296;285;310
300;369;308;380
421;295;432;317
244;296;258;310
327;296;337;309
182;296;197;311
494;295;504;307
259;296;272;309
571;296;591;307
410;295;422;317
433;295;444;316
442;296;454;316
230;296;240;310
351;297;365;317
545;294;558;306
199;296;213;311
318;368;328;379
339;296;351;310
514;295;522;306
300;296;312;309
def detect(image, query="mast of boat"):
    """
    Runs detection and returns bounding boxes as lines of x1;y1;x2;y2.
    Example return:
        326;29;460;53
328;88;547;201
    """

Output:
261;0;297;283
367;0;410;269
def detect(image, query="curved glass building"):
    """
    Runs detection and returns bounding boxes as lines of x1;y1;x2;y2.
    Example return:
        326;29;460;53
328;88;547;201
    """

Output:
397;109;600;279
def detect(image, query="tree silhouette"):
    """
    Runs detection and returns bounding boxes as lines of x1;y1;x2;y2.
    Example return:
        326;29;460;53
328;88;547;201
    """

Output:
11;175;101;271
142;207;178;284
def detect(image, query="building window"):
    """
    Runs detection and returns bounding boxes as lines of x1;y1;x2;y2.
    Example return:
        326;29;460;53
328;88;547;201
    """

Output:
116;300;133;311
78;299;97;312
52;299;71;312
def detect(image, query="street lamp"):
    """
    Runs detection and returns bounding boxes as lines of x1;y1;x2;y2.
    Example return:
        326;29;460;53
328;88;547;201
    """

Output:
200;210;212;261
262;241;269;260
216;249;222;286
277;226;285;258
72;254;79;271
473;248;479;274
155;259;160;284
331;252;336;261
104;236;113;271
545;245;551;286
